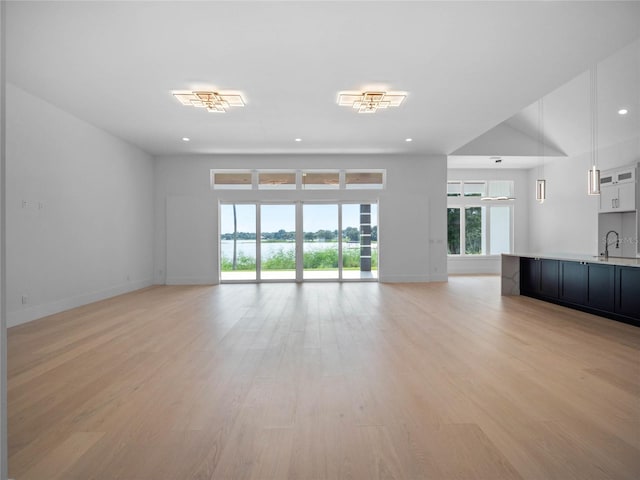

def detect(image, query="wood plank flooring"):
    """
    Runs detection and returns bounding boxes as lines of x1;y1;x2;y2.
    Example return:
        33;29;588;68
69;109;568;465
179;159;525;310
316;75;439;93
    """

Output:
8;277;640;479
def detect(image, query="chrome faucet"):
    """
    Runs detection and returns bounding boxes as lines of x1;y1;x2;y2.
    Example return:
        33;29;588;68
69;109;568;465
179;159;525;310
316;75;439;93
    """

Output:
603;230;620;260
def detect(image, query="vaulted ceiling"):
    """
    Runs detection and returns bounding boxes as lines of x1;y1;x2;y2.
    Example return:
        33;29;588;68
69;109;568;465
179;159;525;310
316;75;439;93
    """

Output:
6;1;640;160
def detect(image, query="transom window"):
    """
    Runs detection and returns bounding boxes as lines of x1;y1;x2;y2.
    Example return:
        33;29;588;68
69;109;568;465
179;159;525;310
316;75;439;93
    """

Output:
212;169;386;190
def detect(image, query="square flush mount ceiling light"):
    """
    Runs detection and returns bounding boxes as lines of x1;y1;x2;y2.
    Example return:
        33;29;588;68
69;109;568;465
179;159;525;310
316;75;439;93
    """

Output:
337;90;406;113
173;90;245;112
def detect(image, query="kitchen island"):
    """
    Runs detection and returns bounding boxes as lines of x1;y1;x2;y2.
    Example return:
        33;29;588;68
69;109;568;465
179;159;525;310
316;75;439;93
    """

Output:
502;253;640;326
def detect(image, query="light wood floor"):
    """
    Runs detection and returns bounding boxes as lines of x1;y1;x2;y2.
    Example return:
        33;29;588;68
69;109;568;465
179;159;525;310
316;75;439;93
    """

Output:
8;277;640;480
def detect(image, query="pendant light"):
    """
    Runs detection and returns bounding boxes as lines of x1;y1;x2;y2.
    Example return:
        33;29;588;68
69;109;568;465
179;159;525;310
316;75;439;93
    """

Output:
588;66;601;195
536;98;546;203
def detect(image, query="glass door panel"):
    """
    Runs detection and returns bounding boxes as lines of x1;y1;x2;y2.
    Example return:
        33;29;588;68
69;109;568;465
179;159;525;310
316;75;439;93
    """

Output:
220;204;257;281
260;204;296;280
303;204;339;280
342;204;378;279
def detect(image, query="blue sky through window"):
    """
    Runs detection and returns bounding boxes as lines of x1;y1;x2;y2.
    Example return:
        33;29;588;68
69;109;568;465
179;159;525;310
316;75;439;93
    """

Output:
220;203;377;235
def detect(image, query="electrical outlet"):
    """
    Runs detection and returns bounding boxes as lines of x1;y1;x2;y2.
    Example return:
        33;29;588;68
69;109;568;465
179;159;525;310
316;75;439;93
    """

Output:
21;294;28;305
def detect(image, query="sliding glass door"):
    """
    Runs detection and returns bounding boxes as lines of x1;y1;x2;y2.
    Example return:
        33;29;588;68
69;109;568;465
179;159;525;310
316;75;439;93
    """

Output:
302;204;339;280
220;204;257;281
260;204;297;280
220;201;378;282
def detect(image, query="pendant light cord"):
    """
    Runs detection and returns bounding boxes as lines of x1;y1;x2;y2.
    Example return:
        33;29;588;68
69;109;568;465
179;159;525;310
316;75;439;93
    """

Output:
539;98;544;178
591;65;598;169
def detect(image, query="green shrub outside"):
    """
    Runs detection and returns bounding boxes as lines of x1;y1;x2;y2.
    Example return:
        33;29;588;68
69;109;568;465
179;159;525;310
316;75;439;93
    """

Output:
221;247;378;271
263;249;295;270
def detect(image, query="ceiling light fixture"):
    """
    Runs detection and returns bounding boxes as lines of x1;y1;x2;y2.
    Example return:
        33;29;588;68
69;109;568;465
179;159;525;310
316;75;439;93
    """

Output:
337;90;406;114
405;138;413;142
182;137;190;142
173;90;245;113
618;108;628;115
295;138;302;142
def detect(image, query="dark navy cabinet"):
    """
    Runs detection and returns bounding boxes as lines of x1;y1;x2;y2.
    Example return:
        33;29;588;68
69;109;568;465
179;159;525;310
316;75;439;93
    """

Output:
586;263;615;311
559;261;587;304
520;257;540;296
520;258;559;299
540;260;559;298
616;267;640;319
519;257;638;326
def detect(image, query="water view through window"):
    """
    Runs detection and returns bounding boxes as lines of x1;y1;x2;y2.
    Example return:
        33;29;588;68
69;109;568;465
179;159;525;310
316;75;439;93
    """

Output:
220;202;378;281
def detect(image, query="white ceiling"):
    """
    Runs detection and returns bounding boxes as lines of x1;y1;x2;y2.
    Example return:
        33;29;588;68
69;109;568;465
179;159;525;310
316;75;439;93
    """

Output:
451;37;640;169
6;1;640;158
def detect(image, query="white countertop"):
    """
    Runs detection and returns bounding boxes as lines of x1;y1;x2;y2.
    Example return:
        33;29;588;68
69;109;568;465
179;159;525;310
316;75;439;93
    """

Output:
503;253;640;268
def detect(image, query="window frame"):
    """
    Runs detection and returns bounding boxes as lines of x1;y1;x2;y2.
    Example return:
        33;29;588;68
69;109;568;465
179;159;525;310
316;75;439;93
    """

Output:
447;180;514;257
211;169;386;191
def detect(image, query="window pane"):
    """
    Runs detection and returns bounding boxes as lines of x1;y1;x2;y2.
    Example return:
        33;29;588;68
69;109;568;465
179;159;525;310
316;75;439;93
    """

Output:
303;204;339;279
447;208;460;254
220;204;257;280
447;182;462;197
260;204;296;279
258;172;296;190
465;207;483;254
345;172;384;189
302;172;339;189
487;180;513;198
490;206;511;254
213;172;252;189
463;182;486;197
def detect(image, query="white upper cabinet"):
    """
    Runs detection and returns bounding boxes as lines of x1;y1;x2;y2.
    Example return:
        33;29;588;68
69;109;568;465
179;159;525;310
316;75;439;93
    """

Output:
599;164;637;213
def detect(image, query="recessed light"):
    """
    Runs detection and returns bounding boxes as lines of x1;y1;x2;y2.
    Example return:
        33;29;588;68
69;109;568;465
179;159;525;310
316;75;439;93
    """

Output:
405;138;413;142
618;108;628;115
295;138;302;142
182;137;190;142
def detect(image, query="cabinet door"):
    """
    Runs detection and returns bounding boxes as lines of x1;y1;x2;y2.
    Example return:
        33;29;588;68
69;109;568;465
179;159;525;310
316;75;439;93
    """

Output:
616;182;636;212
520;258;540;295
615;168;635;184
586;264;615;311
615;267;640;320
540;259;559;298
559;261;586;304
599;186;617;213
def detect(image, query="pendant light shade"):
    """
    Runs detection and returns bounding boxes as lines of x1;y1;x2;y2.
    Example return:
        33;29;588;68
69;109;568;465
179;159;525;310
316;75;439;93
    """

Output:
588;165;601;196
536;179;546;203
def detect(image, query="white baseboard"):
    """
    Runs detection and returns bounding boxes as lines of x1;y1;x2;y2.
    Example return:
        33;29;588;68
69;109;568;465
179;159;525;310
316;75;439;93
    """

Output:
380;273;445;283
165;276;218;285
7;278;153;327
447;256;501;275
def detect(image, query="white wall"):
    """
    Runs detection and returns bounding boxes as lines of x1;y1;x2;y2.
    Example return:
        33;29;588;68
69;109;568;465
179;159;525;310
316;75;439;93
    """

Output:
0;2;7;477
154;154;447;284
528;136;640;255
6;84;155;327
446;168;530;274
